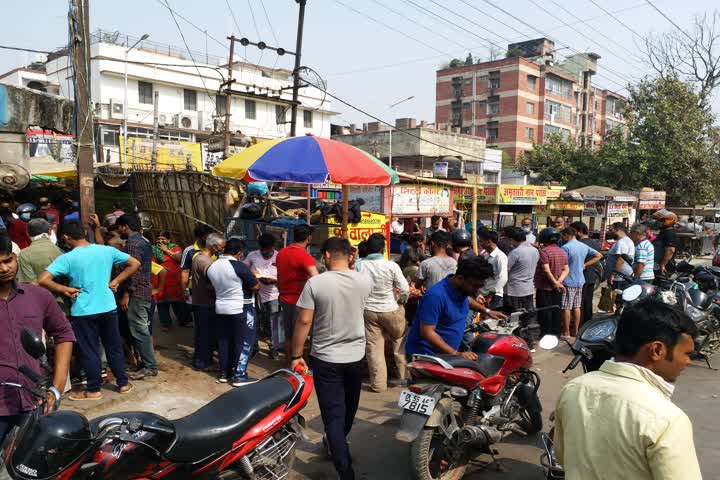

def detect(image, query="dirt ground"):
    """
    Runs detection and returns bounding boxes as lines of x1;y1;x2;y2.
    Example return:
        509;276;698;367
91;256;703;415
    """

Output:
65;294;719;479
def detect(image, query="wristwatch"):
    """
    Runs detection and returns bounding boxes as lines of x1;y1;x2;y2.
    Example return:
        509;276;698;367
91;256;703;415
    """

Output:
290;355;303;361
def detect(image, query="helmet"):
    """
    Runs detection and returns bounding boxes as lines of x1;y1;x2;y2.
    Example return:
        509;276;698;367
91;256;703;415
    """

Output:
652;209;677;228
8;411;93;479
16;203;37;221
451;228;472;248
538;227;561;245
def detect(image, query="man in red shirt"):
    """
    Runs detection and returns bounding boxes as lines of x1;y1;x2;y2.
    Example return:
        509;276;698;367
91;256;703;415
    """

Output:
534;227;569;337
276;224;318;356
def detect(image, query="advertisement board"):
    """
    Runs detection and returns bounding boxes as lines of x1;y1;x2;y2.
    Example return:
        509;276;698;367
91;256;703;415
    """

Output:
330;211;390;258
496;185;548;205
120;137;203;170
392;185;451;215
607;202;630;216
348;185;385;214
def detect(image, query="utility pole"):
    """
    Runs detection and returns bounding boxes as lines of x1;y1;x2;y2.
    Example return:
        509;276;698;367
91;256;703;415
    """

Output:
71;0;95;228
151;90;159;168
289;0;307;137
222;36;236;159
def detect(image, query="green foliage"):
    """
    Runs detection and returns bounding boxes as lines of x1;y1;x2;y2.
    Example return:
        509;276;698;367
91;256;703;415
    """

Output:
506;47;525;58
520;76;719;205
465;53;474;65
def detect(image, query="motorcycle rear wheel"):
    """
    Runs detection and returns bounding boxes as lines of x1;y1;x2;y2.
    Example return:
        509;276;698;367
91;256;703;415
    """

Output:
518;406;543;435
410;427;468;480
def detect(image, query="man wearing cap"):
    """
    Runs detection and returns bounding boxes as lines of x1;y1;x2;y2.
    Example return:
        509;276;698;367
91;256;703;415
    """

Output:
652;209;679;276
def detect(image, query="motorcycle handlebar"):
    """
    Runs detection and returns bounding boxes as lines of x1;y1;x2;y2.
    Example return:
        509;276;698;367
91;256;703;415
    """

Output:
19;365;41;385
563;353;584;373
141;423;175;436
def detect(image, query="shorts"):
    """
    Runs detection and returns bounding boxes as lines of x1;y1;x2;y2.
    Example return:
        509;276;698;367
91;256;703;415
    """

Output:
561;287;582;310
280;302;298;343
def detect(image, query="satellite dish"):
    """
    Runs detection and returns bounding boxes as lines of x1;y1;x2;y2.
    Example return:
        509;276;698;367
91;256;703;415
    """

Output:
0;164;31;191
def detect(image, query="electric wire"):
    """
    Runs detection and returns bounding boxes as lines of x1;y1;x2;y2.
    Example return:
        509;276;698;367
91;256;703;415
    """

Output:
259;0;280;45
246;0;262;40
587;0;645;41
644;0;695;42
224;0;244;37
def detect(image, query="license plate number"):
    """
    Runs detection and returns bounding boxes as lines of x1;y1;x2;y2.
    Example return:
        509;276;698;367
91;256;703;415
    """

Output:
398;390;436;415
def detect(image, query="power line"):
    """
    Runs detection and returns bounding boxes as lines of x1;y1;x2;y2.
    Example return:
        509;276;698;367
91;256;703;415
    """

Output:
0;45;52;55
152;0;238;55
527;0;644;75
258;0;280;45
331;0;453;57
644;0;695;42
224;0;243;37
246;0;262;40
587;0;645;41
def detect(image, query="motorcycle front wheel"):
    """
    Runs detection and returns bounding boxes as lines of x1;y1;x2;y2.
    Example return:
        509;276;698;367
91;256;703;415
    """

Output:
409;427;468;480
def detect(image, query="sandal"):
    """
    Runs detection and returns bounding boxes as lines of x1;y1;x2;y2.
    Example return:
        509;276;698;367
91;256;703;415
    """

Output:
119;383;134;394
67;390;103;401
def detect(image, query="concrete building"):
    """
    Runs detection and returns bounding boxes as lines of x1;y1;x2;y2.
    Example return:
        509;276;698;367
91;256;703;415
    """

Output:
333;118;502;184
27;30;334;167
435;38;626;163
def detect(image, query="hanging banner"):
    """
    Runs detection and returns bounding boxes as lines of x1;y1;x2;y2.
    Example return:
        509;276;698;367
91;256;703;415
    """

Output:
26;128;74;162
607;202;630;216
638;190;666;209
549;200;583;211
330;211;390;258
120;137;203;170
392;185;451;215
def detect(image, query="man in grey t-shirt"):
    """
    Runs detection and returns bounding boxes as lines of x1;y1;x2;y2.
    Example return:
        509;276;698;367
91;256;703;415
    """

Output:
291;238;372;480
505;227;540;311
606;223;635;288
417;230;457;290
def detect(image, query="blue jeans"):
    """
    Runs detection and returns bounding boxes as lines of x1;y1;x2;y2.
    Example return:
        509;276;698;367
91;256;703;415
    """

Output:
127;297;158;372
192;305;216;370
263;300;282;349
217;308;256;378
71;310;129;392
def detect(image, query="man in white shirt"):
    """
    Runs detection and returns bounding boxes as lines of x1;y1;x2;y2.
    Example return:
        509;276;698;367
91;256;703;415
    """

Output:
390;217;404;235
355;233;410;392
479;230;508;309
244;233;282;360
207;237;259;386
607;222;635;290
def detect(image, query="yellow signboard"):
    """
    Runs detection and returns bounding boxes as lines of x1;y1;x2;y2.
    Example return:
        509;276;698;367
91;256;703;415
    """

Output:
120;137;202;170
496;185;548;205
329;211;390;259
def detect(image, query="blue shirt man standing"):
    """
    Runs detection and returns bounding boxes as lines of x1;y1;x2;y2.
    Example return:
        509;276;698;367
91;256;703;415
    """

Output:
406;256;494;360
560;227;602;338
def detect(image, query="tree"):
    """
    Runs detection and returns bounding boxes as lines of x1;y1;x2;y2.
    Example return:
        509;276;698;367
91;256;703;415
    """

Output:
642;10;720;109
465;53;474;65
520;76;720;205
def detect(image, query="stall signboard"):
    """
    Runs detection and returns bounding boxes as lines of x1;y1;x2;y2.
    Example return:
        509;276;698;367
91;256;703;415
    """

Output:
638;190;666;210
27;128;74;162
607;202;630;216
392;185;451;215
330;211;390;258
583;200;600;216
550;200;583;211
452;186;496;204
496;185;547;205
348;186;385;214
120;137;203;170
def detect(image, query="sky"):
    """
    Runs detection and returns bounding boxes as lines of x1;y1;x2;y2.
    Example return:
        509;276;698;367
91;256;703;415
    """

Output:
2;0;718;125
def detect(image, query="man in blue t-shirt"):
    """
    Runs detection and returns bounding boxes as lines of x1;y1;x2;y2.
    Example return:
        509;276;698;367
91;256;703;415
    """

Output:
39;220;140;400
560;227;602;338
406;256;495;360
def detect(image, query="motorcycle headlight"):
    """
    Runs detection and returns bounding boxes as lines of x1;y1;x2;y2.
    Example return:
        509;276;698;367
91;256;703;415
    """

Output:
580;320;616;342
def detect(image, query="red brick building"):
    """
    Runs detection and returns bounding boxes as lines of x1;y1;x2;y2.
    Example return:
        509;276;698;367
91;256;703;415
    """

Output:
435;38;626;163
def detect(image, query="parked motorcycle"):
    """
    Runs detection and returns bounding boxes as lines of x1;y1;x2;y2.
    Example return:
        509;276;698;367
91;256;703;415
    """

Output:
0;328;312;480
397;307;557;480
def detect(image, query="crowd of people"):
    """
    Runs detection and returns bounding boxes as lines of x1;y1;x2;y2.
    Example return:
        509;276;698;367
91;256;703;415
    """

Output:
0;195;694;479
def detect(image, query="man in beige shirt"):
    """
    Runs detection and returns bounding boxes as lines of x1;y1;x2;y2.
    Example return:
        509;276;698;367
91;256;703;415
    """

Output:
555;299;702;480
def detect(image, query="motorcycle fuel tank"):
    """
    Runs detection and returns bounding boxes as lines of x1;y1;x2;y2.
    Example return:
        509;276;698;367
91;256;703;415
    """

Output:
472;333;531;373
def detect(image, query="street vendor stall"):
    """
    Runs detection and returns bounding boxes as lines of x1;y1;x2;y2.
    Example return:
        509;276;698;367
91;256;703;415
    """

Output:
666;206;720;257
560;185;637;241
212;134;399;250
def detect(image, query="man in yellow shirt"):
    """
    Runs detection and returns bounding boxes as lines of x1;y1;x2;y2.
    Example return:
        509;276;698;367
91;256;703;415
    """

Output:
555;299;702;480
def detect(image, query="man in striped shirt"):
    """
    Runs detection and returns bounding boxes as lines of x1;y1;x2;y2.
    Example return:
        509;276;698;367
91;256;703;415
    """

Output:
630;223;655;282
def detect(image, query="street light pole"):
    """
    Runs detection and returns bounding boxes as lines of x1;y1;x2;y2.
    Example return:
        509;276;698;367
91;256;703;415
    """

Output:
123;34;149;166
387;95;414;169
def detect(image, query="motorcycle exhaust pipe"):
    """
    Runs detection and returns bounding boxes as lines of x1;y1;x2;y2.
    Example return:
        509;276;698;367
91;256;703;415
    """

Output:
458;425;503;449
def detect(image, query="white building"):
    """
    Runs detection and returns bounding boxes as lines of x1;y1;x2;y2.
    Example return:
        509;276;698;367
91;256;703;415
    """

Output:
0;63;60;95
41;31;334;167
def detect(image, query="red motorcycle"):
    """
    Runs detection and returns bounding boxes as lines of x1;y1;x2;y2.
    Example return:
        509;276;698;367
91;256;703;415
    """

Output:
0;329;313;479
397;307;555;480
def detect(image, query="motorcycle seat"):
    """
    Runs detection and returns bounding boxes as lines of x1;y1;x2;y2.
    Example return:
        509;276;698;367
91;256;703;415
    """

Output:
164;376;295;463
435;353;505;377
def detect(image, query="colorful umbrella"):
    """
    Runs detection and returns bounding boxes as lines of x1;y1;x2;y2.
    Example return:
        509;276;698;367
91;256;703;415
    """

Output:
212;135;399;185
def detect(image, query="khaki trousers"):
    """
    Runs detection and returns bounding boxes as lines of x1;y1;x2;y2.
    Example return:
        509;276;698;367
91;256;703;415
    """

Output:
364;306;407;392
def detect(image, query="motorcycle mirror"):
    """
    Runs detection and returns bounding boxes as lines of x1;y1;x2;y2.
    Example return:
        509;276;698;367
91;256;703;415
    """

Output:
622;284;643;302
538;335;559;350
21;328;46;360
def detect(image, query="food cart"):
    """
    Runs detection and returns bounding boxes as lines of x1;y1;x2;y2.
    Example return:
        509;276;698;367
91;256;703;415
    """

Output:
560;185;637;242
666;206;720;257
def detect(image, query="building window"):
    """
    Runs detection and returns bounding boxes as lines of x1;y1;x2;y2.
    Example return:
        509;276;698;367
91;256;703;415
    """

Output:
303;110;313;128
216;94;226;115
478;75;488;86
545;100;560;120
528;75;537;90
487;122;499;141
544;124;570;141
138;81;153;105
275;105;286;124
546;75;572;98
487;96;500;115
526;102;535;114
463;102;472;111
245;99;256;120
525;127;535;141
183;89;197;111
478;100;487;114
101;128;119;146
478;125;487;137
489;71;501;89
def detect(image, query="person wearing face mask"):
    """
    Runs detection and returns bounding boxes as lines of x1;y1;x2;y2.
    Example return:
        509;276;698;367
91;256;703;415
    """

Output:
244;233;282;360
554;300;701;480
520;217;536;245
3;204;33;249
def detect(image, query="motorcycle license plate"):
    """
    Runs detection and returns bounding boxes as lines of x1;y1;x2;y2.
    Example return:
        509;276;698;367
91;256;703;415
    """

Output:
398;390;436;415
